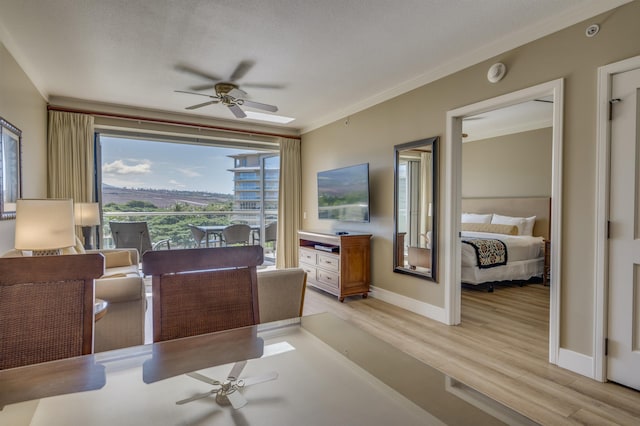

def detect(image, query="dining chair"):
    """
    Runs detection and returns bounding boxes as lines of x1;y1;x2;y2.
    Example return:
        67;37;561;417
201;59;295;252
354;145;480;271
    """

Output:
0;254;104;370
257;268;307;323
110;221;171;256
142;245;264;342
221;224;252;246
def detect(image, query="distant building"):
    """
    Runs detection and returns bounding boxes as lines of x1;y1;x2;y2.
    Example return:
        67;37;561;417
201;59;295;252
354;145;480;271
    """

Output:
228;152;279;226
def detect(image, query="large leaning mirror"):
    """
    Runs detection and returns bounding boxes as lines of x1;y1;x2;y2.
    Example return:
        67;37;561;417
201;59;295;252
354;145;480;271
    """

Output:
394;136;438;281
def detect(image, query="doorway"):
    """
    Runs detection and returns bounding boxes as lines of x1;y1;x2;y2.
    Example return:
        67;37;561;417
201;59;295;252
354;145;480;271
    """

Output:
443;79;564;364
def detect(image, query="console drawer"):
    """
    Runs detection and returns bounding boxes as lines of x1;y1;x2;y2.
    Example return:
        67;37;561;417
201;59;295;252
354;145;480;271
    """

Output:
317;253;340;272
299;248;316;264
317;269;340;290
299;263;317;280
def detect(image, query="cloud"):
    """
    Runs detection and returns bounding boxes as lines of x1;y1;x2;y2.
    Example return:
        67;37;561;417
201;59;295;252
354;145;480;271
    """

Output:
168;179;186;188
177;167;202;178
103;159;151;175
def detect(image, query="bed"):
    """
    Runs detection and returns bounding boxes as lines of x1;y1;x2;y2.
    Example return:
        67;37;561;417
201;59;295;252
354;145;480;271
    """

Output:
460;197;550;291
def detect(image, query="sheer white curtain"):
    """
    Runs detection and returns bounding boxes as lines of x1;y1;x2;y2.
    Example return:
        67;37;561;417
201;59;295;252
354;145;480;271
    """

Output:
47;111;95;202
275;138;301;268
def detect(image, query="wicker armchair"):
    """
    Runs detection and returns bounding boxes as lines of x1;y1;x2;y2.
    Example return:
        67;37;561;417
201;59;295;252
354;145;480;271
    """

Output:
0;254;104;369
142;246;263;342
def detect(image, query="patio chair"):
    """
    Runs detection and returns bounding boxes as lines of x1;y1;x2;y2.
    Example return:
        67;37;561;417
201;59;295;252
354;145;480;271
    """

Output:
142;245;263;342
110;221;170;256
188;224;219;248
253;221;277;246
0;254;104;369
221;224;252;246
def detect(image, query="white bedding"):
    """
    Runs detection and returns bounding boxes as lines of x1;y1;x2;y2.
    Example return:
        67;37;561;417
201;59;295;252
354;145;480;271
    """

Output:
461;231;544;285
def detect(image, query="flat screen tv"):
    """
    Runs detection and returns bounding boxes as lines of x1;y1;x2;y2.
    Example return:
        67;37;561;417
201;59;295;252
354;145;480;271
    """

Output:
317;163;370;222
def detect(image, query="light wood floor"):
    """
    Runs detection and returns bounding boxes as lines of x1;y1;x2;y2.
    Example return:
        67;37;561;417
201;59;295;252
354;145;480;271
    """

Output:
302;283;640;425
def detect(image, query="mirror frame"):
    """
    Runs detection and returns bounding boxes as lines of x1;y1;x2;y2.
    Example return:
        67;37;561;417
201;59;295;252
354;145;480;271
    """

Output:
393;136;438;281
0;117;22;220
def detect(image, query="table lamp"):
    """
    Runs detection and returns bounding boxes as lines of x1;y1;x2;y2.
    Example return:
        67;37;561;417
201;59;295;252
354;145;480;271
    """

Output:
15;199;76;256
74;202;101;249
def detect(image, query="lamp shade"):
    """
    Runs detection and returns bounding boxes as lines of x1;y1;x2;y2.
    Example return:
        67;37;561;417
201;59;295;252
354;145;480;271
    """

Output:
74;202;101;226
15;199;76;250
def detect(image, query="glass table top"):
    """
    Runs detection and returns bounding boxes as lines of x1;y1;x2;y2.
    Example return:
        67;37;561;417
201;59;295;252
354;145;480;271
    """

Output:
0;313;536;425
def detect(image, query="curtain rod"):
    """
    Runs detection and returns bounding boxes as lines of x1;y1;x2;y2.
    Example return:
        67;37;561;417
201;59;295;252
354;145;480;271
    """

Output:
47;105;301;140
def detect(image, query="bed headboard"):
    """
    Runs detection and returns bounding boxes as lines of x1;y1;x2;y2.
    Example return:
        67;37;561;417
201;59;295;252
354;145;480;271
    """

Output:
461;197;551;240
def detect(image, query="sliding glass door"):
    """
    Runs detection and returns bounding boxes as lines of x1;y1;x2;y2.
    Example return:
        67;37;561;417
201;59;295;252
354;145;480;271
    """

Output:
95;132;279;250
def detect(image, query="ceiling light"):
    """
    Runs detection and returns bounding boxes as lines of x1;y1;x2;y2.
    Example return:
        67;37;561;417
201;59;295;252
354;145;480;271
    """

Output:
245;111;295;124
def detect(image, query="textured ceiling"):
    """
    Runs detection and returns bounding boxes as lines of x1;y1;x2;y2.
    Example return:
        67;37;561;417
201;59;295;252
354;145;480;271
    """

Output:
0;0;628;133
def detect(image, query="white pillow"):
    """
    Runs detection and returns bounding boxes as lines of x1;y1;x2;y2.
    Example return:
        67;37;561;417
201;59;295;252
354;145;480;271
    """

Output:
521;216;536;236
461;213;493;224
491;214;536;236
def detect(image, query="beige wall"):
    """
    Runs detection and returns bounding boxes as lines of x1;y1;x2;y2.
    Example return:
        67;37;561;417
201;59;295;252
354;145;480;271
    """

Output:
0;42;47;253
462;127;552;198
301;1;640;356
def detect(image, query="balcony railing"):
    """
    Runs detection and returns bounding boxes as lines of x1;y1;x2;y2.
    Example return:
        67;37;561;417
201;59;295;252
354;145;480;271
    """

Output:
101;210;277;252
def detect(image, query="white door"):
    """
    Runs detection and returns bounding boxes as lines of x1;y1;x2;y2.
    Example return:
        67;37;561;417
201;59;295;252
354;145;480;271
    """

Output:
608;67;640;389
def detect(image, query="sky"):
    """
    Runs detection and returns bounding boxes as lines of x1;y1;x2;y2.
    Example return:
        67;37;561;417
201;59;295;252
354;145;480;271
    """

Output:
100;136;257;194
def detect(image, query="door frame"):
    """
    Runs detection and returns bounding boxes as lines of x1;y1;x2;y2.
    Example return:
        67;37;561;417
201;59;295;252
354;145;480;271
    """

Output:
443;79;564;365
595;55;640;382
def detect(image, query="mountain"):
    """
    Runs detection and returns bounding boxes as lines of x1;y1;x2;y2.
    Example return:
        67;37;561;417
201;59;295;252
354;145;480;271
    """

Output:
102;185;232;209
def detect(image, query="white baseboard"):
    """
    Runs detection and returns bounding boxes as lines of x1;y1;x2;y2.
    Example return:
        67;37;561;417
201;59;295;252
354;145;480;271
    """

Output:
557;348;594;379
370;285;447;324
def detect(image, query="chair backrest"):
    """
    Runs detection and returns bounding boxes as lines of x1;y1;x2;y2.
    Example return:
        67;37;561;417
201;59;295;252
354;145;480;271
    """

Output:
222;224;252;246
264;222;277;243
110;221;152;255
257;268;307;323
188;224;205;247
142;246;264;342
0;254;104;370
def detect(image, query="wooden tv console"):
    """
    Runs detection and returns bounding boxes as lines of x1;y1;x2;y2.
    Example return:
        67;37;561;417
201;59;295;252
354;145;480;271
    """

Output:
298;230;372;302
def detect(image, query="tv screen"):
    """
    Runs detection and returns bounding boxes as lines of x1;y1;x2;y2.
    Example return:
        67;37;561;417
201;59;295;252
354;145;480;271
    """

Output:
317;163;370;222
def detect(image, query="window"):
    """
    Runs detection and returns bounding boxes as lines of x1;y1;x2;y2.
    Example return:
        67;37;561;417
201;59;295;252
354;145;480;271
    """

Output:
96;134;279;248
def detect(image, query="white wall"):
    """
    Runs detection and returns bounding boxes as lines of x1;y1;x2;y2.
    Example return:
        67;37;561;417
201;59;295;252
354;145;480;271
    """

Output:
0;42;47;253
462;127;552;198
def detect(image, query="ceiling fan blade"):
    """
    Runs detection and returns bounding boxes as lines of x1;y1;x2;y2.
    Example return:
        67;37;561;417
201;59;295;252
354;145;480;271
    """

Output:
186;100;219;110
228;104;247;118
241;100;278;113
227;361;247;380
226;390;248;409
231;410;250;426
229;60;255;82
175;389;216;405
241;371;278;387
187;372;221;386
189;83;216;91
175;64;222;82
241;83;286;90
175;90;216;98
227;88;248;99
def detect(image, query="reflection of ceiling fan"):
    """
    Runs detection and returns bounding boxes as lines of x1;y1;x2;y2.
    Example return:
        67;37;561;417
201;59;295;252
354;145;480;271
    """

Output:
175;61;281;119
176;361;278;409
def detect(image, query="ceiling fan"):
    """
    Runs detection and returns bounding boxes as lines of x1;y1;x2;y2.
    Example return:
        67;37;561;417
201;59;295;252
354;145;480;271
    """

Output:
176;360;278;409
175;61;281;119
